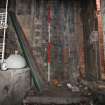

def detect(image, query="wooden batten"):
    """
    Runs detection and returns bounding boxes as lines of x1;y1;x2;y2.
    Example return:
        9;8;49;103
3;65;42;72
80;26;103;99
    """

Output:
96;0;105;79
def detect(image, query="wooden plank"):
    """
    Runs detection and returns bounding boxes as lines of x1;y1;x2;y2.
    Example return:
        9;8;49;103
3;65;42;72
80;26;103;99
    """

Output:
96;0;105;79
74;1;85;78
23;96;89;104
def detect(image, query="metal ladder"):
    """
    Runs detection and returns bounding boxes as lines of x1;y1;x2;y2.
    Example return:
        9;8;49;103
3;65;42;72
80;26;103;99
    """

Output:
0;0;8;64
0;30;4;60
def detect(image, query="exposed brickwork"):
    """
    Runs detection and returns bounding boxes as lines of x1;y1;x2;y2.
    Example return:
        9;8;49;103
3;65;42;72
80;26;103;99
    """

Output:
16;0;85;82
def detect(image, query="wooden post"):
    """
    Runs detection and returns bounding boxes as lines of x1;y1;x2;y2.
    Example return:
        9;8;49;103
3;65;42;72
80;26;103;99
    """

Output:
96;0;105;79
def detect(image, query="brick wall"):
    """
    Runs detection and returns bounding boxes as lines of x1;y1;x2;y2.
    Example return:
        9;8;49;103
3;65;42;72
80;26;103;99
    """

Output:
15;0;85;83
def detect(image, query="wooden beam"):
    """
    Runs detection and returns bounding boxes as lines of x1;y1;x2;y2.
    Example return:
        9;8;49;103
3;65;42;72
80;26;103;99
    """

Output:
96;0;105;79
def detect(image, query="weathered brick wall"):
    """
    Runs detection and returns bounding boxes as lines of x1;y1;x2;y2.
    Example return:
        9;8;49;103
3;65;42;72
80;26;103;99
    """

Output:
15;0;85;83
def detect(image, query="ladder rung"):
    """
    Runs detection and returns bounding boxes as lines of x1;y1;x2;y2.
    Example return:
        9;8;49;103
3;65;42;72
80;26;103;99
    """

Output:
0;50;3;52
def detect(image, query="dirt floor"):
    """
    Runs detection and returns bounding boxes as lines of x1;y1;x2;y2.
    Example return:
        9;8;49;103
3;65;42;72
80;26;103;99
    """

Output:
23;83;91;105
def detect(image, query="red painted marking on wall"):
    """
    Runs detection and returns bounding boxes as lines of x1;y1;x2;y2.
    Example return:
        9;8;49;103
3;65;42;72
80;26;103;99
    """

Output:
48;6;51;24
48;42;52;63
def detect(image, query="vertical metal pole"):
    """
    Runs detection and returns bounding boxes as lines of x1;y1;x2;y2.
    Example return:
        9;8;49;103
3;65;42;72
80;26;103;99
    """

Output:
48;6;51;82
48;24;51;82
5;0;8;26
1;28;6;63
48;62;50;82
1;0;8;63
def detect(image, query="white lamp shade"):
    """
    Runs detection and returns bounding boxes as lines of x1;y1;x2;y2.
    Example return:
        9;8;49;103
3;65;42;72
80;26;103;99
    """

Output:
6;54;27;69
